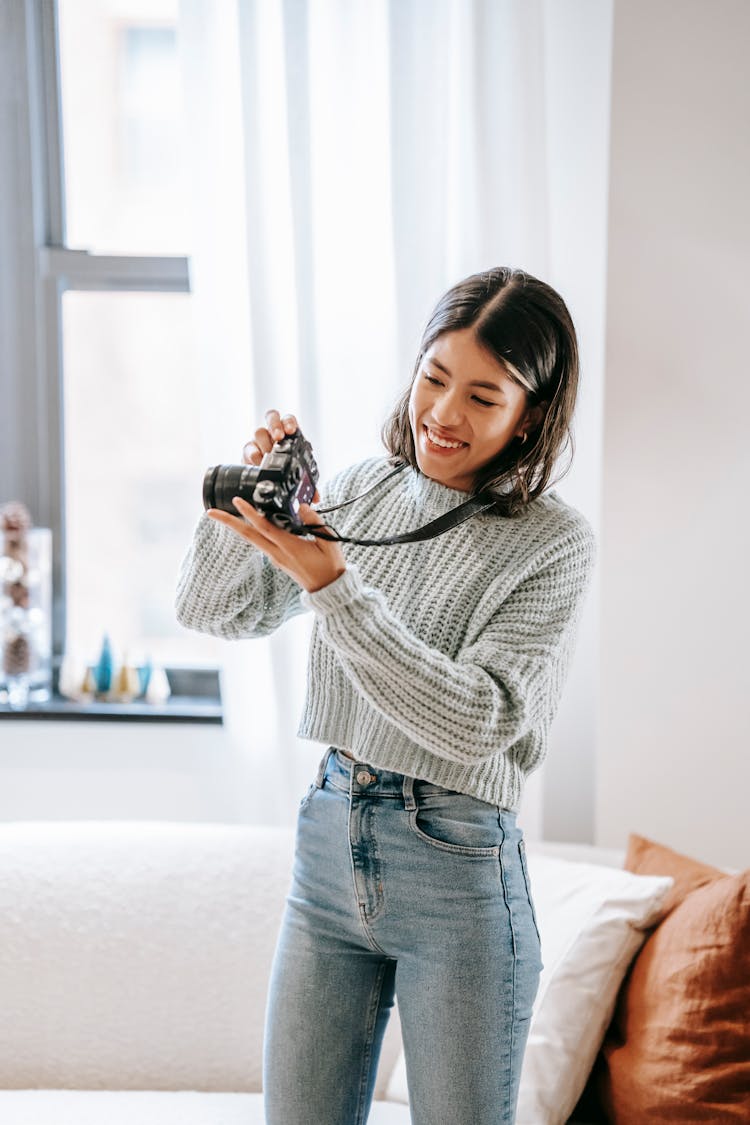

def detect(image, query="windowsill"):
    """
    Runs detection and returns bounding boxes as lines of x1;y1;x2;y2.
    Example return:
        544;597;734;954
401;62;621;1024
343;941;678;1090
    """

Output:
0;668;223;724
0;695;222;723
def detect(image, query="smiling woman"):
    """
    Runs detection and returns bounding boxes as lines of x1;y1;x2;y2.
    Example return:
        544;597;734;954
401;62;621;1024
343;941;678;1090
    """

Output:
175;265;595;1125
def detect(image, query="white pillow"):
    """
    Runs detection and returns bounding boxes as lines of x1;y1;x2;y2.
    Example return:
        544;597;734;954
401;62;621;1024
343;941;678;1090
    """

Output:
384;853;672;1125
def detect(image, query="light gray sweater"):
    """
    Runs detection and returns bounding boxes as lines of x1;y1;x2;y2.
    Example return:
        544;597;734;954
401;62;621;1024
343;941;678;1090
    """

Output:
175;457;596;810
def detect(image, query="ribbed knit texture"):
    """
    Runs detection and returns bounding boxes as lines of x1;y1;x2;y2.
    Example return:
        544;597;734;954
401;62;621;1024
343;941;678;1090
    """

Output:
175;457;596;810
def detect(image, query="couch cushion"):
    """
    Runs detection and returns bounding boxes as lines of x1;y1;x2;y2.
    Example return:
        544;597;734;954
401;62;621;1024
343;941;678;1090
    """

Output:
386;850;673;1125
597;834;750;1123
0;1090;411;1125
0;821;293;1091
0;820;403;1097
623;832;724;915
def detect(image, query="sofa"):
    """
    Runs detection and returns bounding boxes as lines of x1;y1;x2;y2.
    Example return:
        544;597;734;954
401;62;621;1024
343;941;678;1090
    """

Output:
0;820;745;1124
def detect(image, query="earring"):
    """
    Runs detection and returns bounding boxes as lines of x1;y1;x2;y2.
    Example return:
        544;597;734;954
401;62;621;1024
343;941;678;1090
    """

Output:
520;432;528;445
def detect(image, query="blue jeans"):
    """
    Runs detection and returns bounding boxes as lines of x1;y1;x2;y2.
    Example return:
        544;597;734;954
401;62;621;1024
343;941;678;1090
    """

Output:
263;748;542;1125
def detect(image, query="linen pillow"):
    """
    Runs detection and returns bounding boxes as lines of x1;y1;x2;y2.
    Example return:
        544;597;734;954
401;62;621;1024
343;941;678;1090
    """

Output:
385;852;672;1125
624;832;724;915
598;835;750;1123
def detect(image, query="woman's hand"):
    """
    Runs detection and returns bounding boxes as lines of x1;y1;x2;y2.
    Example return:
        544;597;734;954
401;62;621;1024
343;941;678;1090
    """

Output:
242;409;300;467
240;407;321;504
206;409;345;594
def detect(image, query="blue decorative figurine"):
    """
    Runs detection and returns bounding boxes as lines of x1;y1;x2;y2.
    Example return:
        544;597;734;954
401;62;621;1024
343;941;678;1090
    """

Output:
94;633;113;696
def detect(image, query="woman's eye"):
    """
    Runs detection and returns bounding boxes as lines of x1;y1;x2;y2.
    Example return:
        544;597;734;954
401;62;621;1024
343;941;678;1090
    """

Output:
472;395;497;408
423;374;443;386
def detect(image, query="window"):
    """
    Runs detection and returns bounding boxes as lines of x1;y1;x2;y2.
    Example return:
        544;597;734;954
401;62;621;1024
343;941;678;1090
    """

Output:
18;0;222;672
59;3;190;255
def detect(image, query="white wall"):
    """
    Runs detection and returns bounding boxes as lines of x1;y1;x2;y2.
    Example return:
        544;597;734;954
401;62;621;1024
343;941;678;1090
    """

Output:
0;722;242;823
534;0;613;845
596;0;750;869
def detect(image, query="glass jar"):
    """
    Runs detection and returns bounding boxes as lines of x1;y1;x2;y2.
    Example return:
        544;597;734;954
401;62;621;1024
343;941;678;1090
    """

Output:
0;528;53;707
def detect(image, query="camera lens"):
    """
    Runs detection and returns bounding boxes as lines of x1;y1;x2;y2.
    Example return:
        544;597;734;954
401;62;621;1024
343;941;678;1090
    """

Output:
202;465;259;514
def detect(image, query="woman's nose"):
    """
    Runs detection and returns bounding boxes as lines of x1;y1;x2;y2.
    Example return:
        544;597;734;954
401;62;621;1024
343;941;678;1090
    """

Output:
432;389;464;426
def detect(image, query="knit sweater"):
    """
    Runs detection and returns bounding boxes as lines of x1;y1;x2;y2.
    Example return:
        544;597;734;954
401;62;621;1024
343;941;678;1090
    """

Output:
175;457;596;810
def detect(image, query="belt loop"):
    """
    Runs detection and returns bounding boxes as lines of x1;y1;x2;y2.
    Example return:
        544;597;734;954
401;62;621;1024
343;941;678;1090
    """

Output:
314;746;335;788
402;773;416;811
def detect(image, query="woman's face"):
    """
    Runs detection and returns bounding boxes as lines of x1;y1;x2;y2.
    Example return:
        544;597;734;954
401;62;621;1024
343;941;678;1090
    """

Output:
408;328;534;492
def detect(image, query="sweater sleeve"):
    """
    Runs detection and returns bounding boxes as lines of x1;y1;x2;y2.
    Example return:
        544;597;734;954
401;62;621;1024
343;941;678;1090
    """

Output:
174;512;304;639
300;526;596;766
173;459;368;639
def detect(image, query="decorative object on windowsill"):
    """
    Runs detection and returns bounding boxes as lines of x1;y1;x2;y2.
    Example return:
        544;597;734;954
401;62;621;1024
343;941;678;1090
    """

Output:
138;657;152;697
114;658;141;702
93;633;114;696
57;646;168;706
0;502;52;709
58;655;88;702
145;664;171;705
81;667;97;698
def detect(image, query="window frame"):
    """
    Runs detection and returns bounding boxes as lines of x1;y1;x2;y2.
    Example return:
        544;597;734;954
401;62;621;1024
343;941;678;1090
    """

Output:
4;0;191;669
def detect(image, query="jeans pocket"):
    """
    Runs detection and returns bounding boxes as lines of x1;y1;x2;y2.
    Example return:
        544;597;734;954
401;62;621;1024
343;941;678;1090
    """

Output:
298;782;317;813
518;838;542;948
408;788;502;857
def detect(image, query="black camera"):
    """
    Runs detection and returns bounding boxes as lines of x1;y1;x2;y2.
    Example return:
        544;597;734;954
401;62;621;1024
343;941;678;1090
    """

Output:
202;429;319;530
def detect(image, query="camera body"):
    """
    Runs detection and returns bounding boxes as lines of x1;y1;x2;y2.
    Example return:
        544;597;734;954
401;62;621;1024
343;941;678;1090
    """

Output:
202;429;319;530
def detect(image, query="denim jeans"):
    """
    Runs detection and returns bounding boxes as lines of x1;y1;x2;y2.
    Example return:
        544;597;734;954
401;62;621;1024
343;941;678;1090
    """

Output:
263;747;542;1125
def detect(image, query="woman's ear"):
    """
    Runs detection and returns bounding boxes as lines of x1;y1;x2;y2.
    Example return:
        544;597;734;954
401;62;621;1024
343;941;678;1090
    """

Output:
519;401;548;439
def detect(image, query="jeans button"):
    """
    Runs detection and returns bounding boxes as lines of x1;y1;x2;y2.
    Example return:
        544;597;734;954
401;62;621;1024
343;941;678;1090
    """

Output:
356;769;372;786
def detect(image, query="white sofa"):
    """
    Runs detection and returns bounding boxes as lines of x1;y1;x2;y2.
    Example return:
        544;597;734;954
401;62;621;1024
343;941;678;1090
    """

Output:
0;820;668;1125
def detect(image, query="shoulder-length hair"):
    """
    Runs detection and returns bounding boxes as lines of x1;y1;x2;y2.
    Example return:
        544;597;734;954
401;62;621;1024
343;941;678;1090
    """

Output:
381;266;580;517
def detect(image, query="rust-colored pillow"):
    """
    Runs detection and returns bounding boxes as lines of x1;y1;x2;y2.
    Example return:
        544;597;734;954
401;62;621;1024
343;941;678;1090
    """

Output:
623;833;724;916
597;834;750;1123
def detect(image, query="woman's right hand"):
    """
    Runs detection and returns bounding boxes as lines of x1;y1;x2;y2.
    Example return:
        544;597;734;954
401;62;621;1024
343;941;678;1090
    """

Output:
242;410;299;465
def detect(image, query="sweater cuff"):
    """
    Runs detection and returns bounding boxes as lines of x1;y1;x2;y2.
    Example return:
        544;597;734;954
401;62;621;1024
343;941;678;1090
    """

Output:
301;566;367;615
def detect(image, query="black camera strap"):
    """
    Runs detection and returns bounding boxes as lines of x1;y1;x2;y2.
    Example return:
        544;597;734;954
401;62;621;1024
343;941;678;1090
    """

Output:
293;463;497;547
314;463;407;516
300;495;496;546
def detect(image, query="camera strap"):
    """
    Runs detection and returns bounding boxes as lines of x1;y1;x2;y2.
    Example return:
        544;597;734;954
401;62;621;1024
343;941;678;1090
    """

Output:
296;462;497;547
314;463;407;516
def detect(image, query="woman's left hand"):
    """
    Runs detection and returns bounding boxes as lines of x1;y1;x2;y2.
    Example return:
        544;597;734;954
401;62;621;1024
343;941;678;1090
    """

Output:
206;496;346;594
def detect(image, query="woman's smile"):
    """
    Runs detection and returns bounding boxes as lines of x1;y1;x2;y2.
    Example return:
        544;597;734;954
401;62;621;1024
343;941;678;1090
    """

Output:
422;424;469;454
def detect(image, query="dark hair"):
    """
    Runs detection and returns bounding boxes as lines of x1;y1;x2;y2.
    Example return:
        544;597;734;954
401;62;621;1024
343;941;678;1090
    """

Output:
381;267;580;517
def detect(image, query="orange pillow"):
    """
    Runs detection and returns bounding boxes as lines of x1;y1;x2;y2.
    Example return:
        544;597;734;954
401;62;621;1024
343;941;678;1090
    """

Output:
597;834;750;1123
623;833;724;916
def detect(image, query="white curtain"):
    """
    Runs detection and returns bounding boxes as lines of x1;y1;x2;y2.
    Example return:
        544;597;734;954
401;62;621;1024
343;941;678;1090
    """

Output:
177;0;613;829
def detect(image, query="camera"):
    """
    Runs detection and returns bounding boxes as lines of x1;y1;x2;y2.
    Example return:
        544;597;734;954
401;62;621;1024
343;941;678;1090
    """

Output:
202;429;319;530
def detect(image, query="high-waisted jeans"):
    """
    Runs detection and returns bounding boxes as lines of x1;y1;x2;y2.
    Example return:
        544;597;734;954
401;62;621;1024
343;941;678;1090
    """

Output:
263;748;542;1125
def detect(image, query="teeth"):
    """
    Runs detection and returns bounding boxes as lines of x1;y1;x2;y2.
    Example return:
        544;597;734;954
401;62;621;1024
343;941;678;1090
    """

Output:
426;427;465;449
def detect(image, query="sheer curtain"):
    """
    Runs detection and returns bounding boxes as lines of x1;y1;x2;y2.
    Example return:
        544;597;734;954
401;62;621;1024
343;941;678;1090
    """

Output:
177;0;613;830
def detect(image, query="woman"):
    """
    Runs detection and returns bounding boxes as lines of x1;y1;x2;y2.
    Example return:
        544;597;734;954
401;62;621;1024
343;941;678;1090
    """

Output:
176;266;596;1125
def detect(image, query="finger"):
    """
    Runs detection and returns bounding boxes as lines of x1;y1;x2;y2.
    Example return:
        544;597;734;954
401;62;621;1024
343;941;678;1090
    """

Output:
298;503;325;527
230;496;292;545
207;507;261;541
207;505;280;553
242;440;263;465
281;414;298;434
297;504;338;546
312;489;320;503
264;409;285;443
253;427;275;453
229;498;320;567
